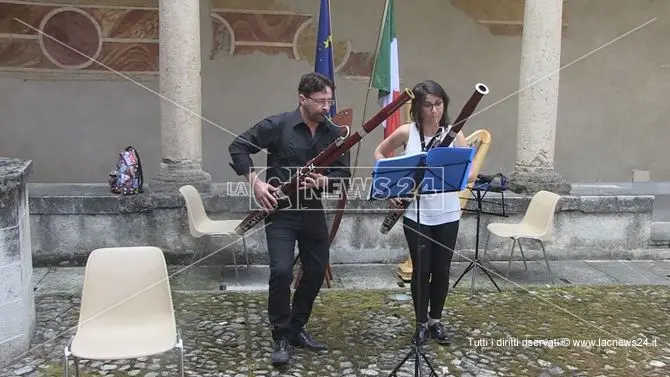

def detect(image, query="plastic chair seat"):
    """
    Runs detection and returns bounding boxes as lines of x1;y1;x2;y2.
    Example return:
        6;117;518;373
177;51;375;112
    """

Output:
487;222;546;240
196;219;242;236
71;321;177;360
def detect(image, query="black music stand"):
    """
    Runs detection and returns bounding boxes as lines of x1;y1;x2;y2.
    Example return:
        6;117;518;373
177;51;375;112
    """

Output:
452;176;508;296
369;146;474;377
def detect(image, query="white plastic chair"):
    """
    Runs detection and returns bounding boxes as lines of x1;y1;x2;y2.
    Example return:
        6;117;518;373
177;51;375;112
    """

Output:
179;185;250;286
483;190;562;283
64;246;184;377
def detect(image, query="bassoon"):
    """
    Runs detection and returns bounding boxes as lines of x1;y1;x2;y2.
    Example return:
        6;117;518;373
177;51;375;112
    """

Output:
235;88;415;235
379;83;490;234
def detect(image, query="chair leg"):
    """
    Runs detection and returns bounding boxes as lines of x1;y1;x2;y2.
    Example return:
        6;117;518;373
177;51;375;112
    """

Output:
63;345;70;377
506;238;517;278
517;238;528;271
538;240;555;284
207;235;227;290
242;235;250;269
482;230;492;263
176;330;185;377
232;244;240;286
189;237;205;266
64;342;81;377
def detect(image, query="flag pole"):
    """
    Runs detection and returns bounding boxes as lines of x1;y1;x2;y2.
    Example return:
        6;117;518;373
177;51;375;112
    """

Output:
351;0;391;179
328;0;338;113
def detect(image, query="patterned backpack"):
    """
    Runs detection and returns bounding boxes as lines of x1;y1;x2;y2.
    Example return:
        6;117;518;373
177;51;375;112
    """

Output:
109;146;144;195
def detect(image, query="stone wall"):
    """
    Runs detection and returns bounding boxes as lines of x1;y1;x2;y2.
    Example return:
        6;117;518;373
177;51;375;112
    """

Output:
27;183;661;267
0;158;35;368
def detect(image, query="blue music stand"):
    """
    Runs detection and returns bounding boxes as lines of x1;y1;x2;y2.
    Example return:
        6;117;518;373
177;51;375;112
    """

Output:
369;147;474;201
369;146;474;377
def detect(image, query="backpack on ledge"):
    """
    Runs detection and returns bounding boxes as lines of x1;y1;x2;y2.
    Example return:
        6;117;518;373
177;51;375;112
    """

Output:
109;146;144;195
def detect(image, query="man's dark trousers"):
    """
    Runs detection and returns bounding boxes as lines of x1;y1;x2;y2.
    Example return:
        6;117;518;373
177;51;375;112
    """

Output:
264;200;329;341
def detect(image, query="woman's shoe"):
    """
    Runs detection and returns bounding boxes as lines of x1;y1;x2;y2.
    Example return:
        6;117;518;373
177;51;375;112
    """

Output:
429;322;450;345
411;323;429;346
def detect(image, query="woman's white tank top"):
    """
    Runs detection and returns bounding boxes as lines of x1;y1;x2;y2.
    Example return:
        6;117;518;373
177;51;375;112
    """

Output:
403;123;462;225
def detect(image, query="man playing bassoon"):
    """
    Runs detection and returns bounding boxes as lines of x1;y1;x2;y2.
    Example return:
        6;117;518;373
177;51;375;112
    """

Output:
228;72;351;366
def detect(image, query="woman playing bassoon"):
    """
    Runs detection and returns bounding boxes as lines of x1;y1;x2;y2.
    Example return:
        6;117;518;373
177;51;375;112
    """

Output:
373;80;477;345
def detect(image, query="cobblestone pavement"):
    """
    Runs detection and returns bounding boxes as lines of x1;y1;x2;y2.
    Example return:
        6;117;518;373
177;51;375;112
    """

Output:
1;286;668;377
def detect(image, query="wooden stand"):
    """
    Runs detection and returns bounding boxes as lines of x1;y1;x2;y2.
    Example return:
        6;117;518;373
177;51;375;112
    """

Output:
397;258;413;282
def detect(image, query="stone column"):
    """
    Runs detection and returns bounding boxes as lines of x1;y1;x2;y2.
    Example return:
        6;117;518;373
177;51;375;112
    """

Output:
508;0;571;194
151;0;212;192
0;158;35;368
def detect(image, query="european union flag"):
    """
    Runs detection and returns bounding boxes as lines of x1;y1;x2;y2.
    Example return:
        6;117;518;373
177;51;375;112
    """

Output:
314;0;336;117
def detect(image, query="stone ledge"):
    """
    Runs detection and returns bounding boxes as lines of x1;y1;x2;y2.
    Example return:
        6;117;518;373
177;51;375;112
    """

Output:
24;183;657;266
651;222;670;242
0;158;33;193
27;183;655;215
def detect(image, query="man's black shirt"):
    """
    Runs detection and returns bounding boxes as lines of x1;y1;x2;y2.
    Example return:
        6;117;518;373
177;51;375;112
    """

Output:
228;108;351;199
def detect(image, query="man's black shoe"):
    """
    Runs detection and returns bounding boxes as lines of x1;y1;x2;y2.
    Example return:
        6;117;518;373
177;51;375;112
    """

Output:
271;338;290;365
429;322;450;345
290;328;327;351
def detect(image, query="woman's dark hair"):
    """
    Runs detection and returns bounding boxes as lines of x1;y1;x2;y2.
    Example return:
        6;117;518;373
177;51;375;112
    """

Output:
409;80;450;129
298;72;335;96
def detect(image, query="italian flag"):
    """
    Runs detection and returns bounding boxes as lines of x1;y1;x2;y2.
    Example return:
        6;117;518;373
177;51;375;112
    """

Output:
371;0;401;140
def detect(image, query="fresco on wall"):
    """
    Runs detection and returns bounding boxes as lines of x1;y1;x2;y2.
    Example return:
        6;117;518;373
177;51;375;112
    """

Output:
209;8;374;80
0;1;159;73
0;0;375;79
450;0;569;36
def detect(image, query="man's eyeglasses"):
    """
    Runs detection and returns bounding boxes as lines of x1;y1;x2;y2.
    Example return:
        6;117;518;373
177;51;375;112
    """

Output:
306;96;336;107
